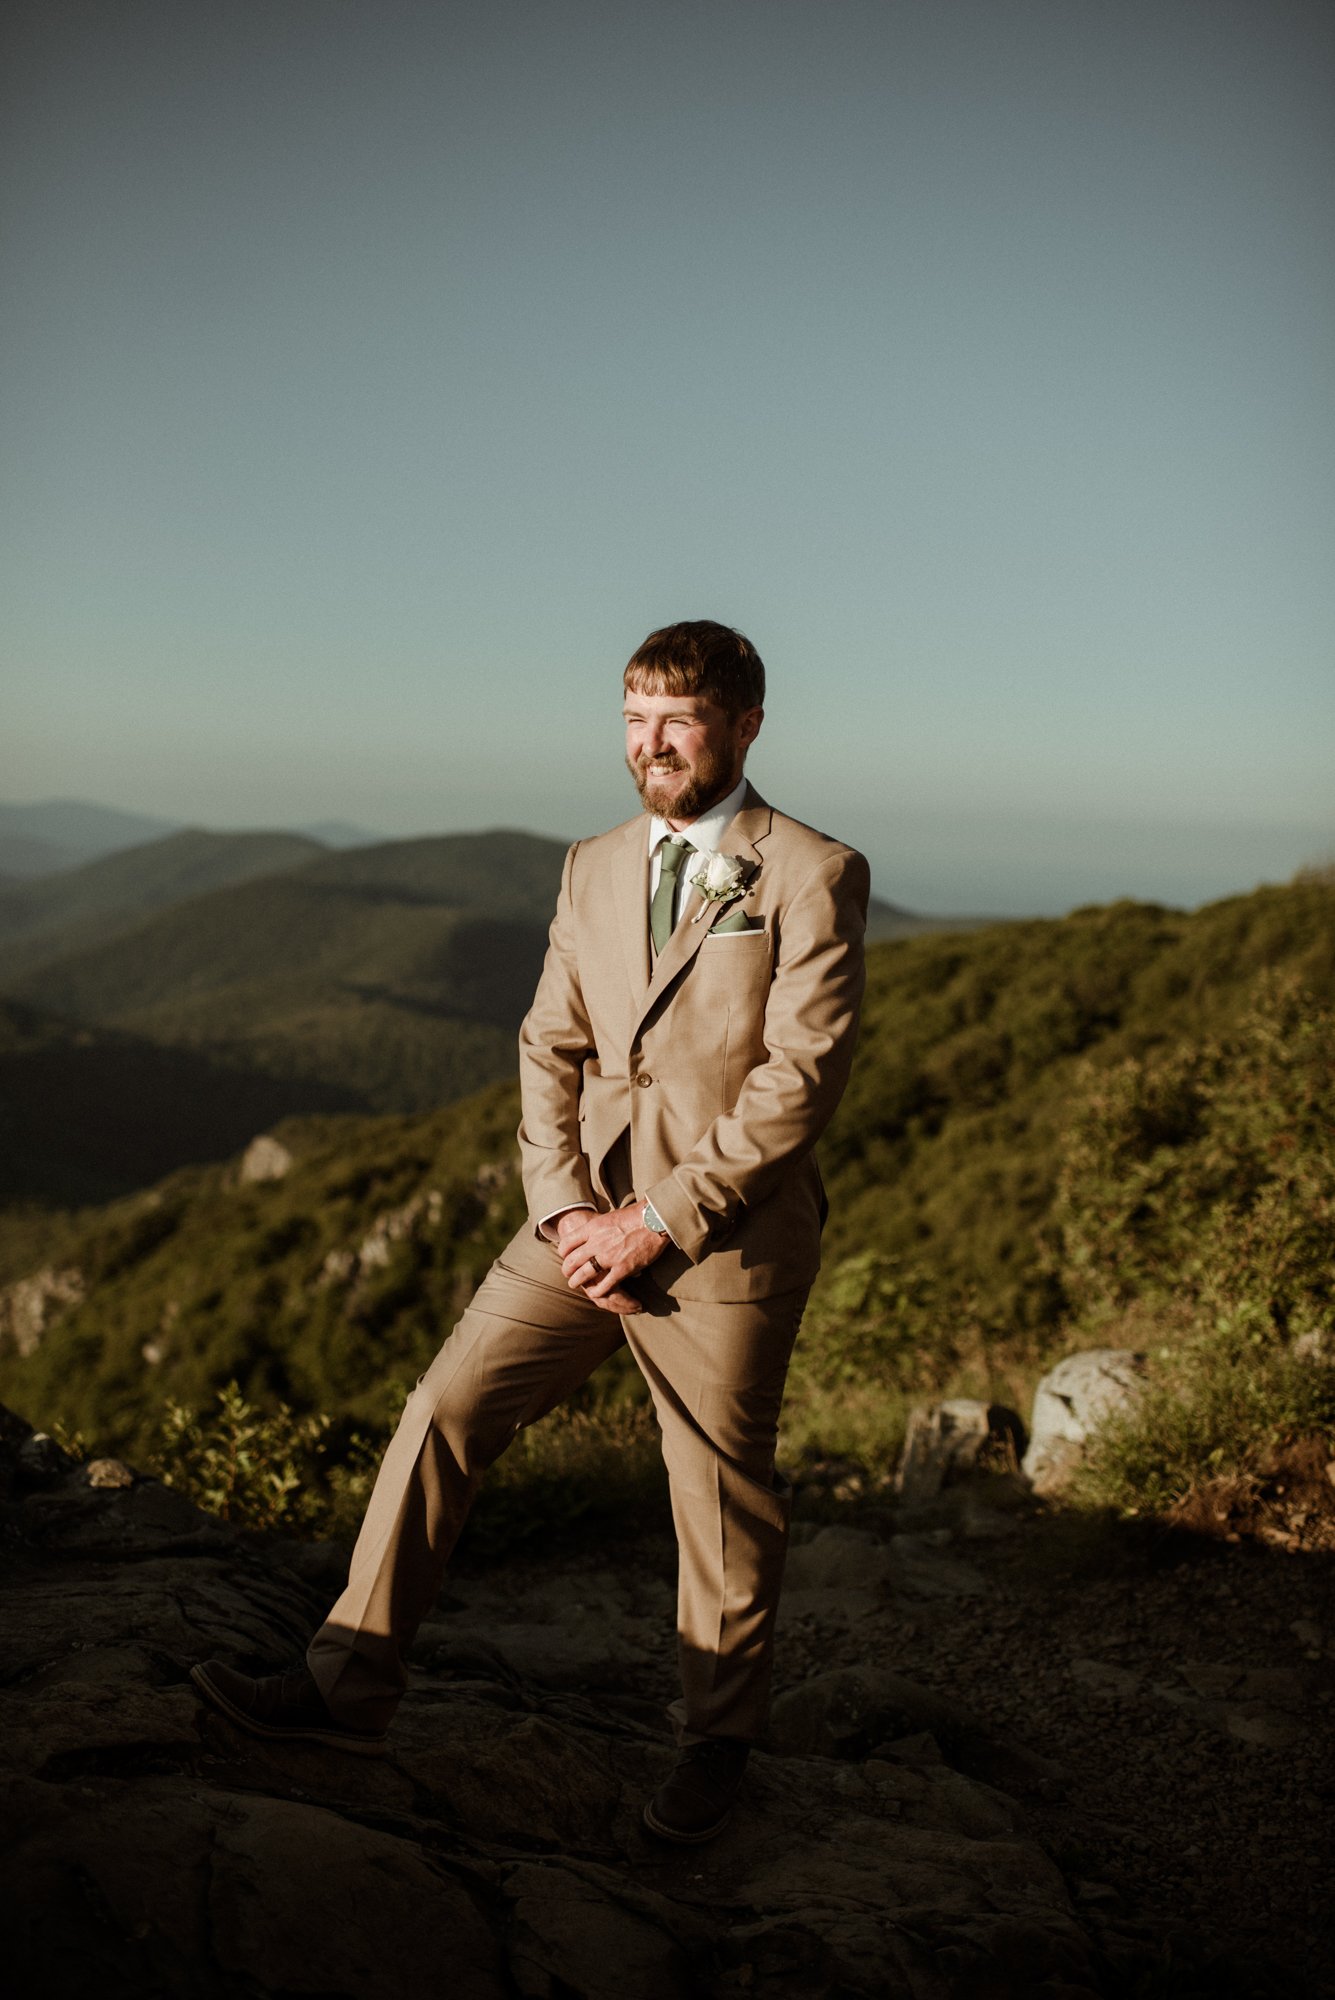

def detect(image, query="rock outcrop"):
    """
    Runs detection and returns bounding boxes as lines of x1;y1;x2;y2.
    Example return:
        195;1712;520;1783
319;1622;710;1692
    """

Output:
1021;1350;1147;1494
0;1265;84;1358
238;1134;294;1183
895;1399;1027;1505
0;1401;1116;1998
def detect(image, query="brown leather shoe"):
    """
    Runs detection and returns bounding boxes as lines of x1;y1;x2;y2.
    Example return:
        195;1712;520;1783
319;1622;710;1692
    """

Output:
642;1738;750;1843
191;1660;386;1756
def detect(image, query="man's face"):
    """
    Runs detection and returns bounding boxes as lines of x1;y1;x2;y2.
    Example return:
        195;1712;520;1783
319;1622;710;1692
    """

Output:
624;686;763;824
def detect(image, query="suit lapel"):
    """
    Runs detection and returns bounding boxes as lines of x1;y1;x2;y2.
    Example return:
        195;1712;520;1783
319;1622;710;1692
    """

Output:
613;815;651;1003
629;786;773;1041
720;790;772;882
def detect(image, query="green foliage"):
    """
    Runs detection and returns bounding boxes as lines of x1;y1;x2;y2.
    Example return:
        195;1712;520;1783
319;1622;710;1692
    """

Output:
802;1251;955;1389
146;1381;383;1537
1052;974;1335;1507
2;875;1332;1532
1052;973;1335;1339
462;1402;667;1556
135;1380;664;1556
780;1253;926;1467
822;880;1335;1325
782;1249;1043;1470
1070;1327;1335;1517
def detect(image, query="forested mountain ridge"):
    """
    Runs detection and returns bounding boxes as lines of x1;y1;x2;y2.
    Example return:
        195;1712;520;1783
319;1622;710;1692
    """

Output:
0;833;571;1193
3;828;569;1024
0;825;955;1203
2;874;1329;1482
0;828;326;976
0;996;362;1208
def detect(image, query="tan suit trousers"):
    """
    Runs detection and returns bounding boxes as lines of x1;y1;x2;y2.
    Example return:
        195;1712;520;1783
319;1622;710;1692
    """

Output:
307;1230;807;1743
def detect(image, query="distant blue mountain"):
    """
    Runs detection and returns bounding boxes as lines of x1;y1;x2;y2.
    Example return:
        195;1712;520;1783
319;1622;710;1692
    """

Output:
0;799;386;878
298;820;382;849
0;799;183;875
0;831;87;879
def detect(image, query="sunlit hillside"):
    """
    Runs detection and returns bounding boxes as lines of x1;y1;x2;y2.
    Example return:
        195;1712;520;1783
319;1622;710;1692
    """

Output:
3;876;1330;1515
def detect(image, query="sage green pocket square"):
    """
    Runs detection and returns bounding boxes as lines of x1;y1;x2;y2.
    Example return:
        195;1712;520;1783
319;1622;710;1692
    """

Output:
710;907;759;934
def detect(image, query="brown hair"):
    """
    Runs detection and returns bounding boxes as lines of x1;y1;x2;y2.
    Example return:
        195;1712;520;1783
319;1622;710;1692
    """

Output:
624;620;765;717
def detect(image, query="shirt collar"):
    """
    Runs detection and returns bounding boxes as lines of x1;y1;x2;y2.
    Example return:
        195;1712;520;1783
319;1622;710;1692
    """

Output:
647;773;749;861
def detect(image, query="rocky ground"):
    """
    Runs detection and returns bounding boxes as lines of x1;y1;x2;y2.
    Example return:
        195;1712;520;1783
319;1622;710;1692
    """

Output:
2;1402;1332;1998
784;1451;1335;1997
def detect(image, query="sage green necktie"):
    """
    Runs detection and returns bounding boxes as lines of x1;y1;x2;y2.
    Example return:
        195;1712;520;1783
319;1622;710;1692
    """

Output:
651;837;691;954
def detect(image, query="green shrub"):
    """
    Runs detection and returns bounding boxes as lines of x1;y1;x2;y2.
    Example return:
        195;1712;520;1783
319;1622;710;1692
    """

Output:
780;1249;1041;1472
1053;974;1335;1504
140;1378;666;1556
146;1382;383;1538
1052;973;1335;1339
1070;1319;1335;1515
462;1402;667;1556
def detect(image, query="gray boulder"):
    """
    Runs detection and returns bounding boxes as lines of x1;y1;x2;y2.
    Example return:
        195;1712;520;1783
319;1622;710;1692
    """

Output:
895;1398;1027;1504
238;1134;293;1182
1022;1349;1147;1494
0;1265;85;1358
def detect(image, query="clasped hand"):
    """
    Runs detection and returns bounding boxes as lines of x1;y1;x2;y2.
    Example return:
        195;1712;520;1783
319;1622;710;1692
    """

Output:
556;1204;667;1314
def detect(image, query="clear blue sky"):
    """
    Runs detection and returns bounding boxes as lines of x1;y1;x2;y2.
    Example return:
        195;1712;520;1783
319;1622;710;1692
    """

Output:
4;0;1332;914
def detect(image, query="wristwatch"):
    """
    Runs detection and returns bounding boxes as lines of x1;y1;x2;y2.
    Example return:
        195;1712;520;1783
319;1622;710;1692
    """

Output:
642;1199;669;1235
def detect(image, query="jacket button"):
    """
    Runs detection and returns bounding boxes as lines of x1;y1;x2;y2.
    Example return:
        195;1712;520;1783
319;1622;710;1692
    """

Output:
635;1072;653;1087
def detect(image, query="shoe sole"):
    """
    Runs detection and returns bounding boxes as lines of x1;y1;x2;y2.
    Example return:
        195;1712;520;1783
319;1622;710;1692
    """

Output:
190;1664;387;1757
642;1800;732;1844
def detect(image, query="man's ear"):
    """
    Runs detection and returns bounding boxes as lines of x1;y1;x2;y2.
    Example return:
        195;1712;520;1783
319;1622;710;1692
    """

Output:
738;706;764;752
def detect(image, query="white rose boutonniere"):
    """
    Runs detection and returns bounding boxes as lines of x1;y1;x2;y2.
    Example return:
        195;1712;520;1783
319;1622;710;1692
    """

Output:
687;850;752;921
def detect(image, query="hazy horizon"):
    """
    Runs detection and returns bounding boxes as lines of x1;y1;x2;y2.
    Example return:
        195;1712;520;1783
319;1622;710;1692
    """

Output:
5;1;1332;918
1;786;1327;920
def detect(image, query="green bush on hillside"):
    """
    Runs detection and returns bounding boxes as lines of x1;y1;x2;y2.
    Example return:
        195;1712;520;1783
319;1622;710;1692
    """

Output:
141;1378;666;1555
146;1383;384;1537
1053;974;1335;1509
3;878;1333;1535
779;1250;1035;1471
1053;972;1335;1340
1068;1332;1335;1517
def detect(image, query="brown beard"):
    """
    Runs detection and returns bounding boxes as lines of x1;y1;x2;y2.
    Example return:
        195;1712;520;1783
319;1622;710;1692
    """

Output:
627;748;738;821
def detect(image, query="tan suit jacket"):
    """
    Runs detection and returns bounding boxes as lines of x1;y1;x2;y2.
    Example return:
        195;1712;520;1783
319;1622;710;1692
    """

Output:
514;784;870;1302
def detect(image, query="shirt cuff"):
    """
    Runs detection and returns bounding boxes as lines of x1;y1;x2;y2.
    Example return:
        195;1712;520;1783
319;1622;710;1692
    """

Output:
537;1203;597;1242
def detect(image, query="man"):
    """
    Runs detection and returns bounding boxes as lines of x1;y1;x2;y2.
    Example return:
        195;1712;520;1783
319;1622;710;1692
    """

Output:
193;621;869;1844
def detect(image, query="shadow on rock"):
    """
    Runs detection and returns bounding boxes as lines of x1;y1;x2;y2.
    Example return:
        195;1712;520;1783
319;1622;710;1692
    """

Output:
1;1402;1319;1998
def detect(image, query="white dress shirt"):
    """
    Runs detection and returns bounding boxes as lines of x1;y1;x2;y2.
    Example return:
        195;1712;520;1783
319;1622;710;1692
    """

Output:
646;773;749;934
